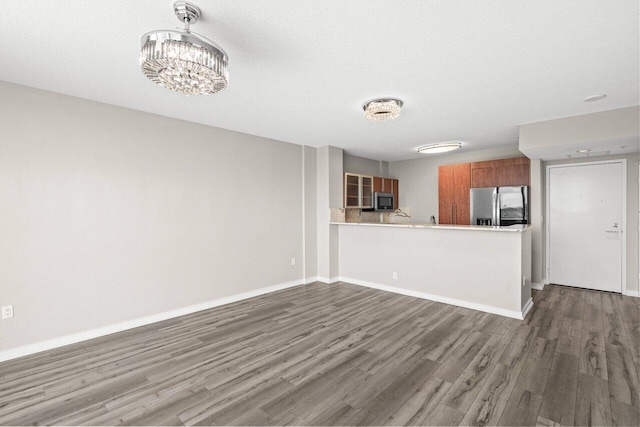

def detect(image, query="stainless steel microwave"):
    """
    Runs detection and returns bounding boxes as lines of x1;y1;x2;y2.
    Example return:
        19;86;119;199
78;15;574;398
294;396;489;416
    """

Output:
374;192;394;211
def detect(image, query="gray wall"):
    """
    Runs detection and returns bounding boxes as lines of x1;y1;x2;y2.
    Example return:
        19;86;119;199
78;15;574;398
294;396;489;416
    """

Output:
529;159;544;285
303;146;318;280
343;153;389;177
0;82;307;351
316;146;343;281
388;146;524;222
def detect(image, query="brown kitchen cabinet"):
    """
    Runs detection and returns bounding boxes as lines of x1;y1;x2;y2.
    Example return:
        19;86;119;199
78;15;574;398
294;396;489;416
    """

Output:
438;163;471;225
344;173;374;208
373;177;399;209
471;157;530;188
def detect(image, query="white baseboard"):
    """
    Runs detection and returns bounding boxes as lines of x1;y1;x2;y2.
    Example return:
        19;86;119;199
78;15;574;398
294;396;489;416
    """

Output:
339;277;528;320
531;282;545;291
317;276;339;284
0;279;305;363
303;276;319;284
521;298;534;319
623;289;639;298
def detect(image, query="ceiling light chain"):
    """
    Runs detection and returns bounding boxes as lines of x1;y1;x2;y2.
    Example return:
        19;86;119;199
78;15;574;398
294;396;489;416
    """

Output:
140;1;229;95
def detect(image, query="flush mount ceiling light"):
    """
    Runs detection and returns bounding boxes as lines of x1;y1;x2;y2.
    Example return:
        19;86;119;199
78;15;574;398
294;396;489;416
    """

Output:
584;94;607;102
363;99;403;121
577;149;592;153
140;2;228;95
417;142;463;154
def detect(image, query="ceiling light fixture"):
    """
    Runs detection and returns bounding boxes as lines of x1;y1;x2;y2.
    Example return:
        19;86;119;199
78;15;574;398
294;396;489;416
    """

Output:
417;142;463;154
583;94;606;102
140;2;228;95
576;149;592;153
363;99;403;121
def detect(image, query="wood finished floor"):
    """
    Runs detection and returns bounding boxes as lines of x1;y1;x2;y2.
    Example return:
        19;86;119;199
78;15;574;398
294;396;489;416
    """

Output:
0;282;638;426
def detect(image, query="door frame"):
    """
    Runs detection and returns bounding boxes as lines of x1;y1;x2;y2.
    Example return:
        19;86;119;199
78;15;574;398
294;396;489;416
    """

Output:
545;159;627;294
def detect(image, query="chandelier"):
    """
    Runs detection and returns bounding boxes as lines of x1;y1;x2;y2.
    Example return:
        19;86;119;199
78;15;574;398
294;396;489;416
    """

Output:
140;2;228;95
363;99;403;121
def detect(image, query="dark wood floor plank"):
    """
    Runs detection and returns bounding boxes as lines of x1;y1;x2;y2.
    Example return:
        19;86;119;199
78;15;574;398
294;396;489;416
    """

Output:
610;398;640;426
306;400;357;426
496;387;543;426
461;363;521;426
617;294;640;364
342;348;425;411
347;357;440;426
441;333;507;413
515;336;557;395
420;403;465;426
605;342;640;408
574;373;612;427
284;367;373;426
383;376;452;426
0;283;636;426
538;351;580;426
548;285;570;313
583;302;604;332
434;331;489;383
534;306;563;343
580;328;608;380
564;288;586;320
127;387;214;426
462;322;537;426
602;294;640;408
261;350;371;423
556;317;583;356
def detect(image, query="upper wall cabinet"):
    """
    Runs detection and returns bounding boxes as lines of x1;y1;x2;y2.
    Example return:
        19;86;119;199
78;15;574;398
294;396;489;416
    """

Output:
373;177;399;209
344;173;374;208
345;173;399;209
470;157;530;188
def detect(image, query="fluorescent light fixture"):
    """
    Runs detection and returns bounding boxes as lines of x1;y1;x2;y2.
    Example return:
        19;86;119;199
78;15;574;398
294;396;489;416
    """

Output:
583;94;606;102
417;142;463;154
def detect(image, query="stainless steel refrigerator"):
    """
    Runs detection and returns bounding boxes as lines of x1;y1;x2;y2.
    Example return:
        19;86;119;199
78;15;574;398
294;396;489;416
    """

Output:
470;186;529;226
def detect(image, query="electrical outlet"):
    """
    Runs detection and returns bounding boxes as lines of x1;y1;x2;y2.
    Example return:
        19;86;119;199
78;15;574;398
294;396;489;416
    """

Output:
291;258;296;266
2;305;13;319
392;272;398;280
522;276;526;287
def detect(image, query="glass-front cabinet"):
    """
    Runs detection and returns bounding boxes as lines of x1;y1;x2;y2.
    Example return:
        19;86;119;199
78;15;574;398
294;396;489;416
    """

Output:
345;173;360;208
344;173;374;208
361;176;373;208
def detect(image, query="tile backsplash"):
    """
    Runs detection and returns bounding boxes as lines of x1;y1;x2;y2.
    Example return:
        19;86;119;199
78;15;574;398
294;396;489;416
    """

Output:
331;207;411;224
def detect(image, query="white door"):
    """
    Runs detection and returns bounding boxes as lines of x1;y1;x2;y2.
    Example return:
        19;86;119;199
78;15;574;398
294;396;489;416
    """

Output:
548;161;624;292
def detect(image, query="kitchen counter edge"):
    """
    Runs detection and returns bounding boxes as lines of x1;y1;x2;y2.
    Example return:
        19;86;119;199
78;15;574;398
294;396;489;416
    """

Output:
329;222;531;232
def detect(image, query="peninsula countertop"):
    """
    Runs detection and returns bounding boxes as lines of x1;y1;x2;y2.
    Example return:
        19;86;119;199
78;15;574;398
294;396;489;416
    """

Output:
330;221;531;232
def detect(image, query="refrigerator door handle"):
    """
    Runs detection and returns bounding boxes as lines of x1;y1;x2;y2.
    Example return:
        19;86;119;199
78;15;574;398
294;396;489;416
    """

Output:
522;186;528;223
492;188;499;226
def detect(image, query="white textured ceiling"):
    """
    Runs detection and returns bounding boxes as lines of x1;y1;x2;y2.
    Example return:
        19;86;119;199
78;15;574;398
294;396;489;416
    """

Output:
0;0;638;161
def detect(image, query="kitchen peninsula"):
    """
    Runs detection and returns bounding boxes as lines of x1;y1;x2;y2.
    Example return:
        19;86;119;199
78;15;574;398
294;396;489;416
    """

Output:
330;220;532;319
